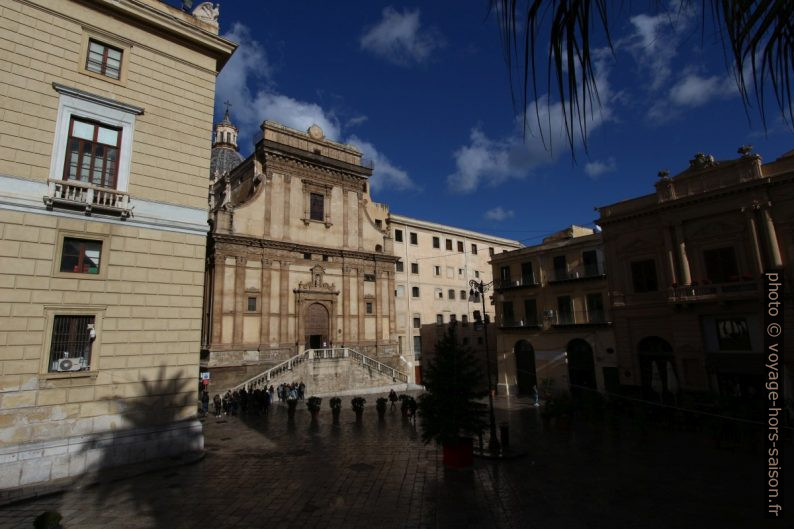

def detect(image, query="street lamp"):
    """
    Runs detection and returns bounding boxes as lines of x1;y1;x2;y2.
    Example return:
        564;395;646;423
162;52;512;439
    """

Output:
469;279;500;453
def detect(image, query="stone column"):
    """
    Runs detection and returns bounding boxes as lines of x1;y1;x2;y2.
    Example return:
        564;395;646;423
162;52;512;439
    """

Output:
342;265;351;344
357;192;364;251
375;268;383;343
661;226;677;285
260;257;271;346
744;209;764;275
282;175;292;241
387;269;396;336
343;190;350;248
761;206;783;268
233;256;246;345
210;254;224;346
357;268;365;343
263;174;271;237
674;223;692;285
279;261;290;344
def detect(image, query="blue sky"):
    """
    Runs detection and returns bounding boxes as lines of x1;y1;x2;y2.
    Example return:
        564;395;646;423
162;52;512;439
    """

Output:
185;1;792;245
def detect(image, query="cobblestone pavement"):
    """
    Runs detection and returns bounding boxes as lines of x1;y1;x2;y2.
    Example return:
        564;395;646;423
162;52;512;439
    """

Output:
0;395;787;529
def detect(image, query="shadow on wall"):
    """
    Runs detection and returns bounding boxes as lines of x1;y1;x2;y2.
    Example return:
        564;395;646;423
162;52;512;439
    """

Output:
55;365;202;527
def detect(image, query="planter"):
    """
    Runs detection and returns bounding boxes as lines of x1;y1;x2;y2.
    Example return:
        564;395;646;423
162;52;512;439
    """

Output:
442;437;473;469
354;410;363;422
310;410;319;421
332;408;340;423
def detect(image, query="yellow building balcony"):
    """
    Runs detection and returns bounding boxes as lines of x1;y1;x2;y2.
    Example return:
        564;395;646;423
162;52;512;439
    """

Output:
44;179;132;218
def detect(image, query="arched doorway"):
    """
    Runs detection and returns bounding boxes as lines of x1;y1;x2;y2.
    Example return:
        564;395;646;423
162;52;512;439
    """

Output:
514;340;536;395
305;303;329;349
567;338;596;397
637;336;674;401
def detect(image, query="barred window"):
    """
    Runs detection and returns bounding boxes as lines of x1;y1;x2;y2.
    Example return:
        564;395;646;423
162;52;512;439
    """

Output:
49;315;94;372
86;39;122;80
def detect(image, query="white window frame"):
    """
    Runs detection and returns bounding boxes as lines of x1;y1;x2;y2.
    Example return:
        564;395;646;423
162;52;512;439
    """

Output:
49;83;143;193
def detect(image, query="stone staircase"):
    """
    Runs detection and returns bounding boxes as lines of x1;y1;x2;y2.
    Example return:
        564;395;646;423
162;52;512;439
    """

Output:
231;348;408;395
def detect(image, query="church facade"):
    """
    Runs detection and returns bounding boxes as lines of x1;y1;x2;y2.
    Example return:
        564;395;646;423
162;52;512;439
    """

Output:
202;121;400;389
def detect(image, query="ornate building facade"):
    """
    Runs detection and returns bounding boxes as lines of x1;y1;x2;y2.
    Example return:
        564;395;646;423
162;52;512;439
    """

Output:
597;148;793;402
203;121;400;390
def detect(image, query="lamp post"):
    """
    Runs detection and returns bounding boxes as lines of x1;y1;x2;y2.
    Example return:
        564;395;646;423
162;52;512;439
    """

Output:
469;279;500;453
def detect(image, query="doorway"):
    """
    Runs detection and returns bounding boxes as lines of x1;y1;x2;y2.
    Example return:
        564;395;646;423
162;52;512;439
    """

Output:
567;338;596;396
514;340;537;395
305;303;329;349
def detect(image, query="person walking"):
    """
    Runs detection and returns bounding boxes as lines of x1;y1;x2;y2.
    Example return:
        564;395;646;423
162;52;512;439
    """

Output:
388;389;398;409
213;394;222;417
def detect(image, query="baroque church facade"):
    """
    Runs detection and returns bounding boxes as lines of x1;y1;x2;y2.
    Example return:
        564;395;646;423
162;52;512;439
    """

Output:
202;120;400;389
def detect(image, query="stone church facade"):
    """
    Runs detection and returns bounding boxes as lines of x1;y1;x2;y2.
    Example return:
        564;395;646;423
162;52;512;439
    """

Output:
203;121;400;389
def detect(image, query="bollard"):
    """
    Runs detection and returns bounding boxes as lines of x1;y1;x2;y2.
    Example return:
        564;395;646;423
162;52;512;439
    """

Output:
499;422;510;450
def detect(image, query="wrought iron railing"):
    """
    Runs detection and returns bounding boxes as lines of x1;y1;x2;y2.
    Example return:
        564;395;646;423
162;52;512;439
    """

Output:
669;280;758;301
549;309;610;325
44;179;131;218
550;262;606;282
495;276;540;289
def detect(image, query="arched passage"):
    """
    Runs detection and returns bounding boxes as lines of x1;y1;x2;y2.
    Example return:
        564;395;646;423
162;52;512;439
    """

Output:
305;303;329;349
514;340;536;395
567;338;596;396
637;336;674;401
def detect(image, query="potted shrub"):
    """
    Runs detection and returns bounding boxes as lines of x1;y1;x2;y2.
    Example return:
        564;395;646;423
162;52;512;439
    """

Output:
351;397;366;421
376;397;388;420
287;397;298;419
329;397;341;423
418;322;487;468
306;396;322;420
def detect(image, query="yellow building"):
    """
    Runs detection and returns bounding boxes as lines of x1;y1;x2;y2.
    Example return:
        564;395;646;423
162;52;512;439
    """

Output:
491;226;616;396
388;215;521;383
0;0;234;491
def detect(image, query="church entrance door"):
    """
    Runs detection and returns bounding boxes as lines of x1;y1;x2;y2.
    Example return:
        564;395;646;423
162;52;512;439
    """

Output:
305;303;329;349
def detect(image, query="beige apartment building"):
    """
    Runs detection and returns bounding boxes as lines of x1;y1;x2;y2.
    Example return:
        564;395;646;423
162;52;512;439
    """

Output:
491;226;616;396
203;121;401;391
389;215;521;382
597;149;793;403
0;0;234;491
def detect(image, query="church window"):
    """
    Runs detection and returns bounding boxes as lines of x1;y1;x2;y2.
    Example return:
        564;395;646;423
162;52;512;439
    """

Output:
310;193;324;221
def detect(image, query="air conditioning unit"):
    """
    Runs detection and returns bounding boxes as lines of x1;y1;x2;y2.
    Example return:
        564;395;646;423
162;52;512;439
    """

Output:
53;353;87;372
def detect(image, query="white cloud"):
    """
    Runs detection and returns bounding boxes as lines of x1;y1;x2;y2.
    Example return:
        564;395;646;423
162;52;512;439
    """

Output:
447;50;613;193
484;207;514;221
360;7;444;66
216;24;414;193
584;157;616;179
624;4;695;91
669;73;735;107
346;135;416;192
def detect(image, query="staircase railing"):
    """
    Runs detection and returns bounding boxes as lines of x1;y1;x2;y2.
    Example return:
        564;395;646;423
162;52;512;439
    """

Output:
232;347;408;391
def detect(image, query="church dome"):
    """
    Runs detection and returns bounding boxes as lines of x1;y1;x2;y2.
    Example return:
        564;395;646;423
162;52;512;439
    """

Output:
210;146;244;177
209;107;243;178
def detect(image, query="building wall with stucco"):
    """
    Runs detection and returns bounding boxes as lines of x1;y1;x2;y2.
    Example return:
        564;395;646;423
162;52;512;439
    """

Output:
0;0;234;492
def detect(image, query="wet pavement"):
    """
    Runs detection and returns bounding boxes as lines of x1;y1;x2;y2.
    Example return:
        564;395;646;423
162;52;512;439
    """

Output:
0;395;788;528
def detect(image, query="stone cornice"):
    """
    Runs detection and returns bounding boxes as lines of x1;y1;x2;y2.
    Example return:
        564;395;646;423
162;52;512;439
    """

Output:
597;173;794;227
262;141;372;180
212;233;399;264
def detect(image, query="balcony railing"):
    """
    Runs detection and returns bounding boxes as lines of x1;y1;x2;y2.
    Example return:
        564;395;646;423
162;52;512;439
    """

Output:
44;179;131;218
495;276;540;290
499;318;542;329
549;262;606;283
549;309;610;326
668;279;758;302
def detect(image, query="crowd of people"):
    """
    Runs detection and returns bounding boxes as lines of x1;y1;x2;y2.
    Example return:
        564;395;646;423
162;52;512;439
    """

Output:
199;381;306;418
